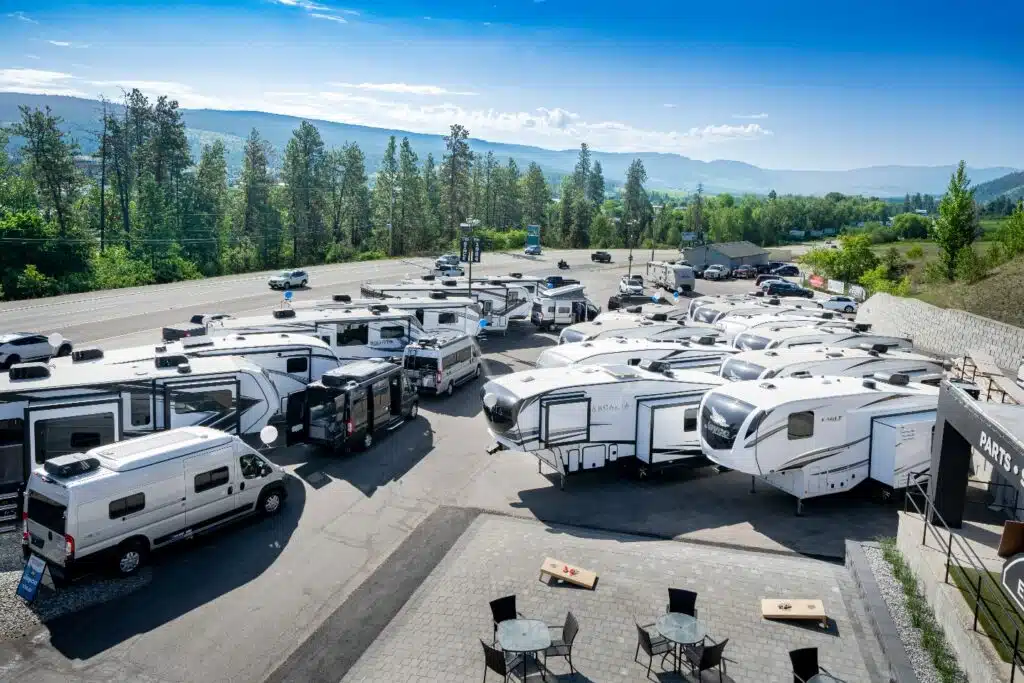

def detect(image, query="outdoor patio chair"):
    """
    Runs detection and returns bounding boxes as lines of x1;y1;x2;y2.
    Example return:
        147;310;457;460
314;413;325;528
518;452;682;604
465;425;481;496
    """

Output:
667;587;698;616
634;622;674;679
489;595;520;642
543;611;580;674
683;635;729;683
481;640;524;683
790;647;833;683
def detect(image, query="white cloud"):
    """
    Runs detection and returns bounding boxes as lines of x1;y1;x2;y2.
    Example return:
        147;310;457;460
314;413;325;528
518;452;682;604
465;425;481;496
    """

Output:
310;12;346;23
88;79;225;108
8;11;38;24
25;54;40;60
47;40;89;48
271;0;355;23
732;112;768;119
271;0;330;10
663;103;676;109
329;81;477;96
0;68;88;97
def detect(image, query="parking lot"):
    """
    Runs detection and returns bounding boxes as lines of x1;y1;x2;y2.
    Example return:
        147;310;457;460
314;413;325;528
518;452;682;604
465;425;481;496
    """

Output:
0;249;884;683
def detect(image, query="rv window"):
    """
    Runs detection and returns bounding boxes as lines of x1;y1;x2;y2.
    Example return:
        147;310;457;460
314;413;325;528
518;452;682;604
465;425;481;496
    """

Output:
557;307;570;314
194;466;230;493
130;393;152;426
0;418;25;487
33;413;115;464
720;359;766;382
628;358;641;366
174;390;234;415
337;324;369;346
108;492;146;519
27;491;66;534
380;326;406;340
239;453;264;479
481;300;493;314
438;312;457;324
683;407;698;432
286;357;309;374
404;356;437;371
70;432;102;449
787;411;814;439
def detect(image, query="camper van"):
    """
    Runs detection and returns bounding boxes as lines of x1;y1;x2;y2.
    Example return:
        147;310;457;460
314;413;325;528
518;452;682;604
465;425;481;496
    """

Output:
647;261;696;293
733;324;913;352
22;427;287;578
698;373;939;511
297;294;483;338
481;362;727;486
0;356;280;494
531;284;600;330
402;332;481;395
537;336;738;373
361;278;528;334
305;359;419;453
719;346;946;382
207;305;427;360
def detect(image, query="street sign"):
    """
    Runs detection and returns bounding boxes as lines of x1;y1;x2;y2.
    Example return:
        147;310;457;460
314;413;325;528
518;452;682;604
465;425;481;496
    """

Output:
283;290;293;301
681;232;697;242
472;237;482;263
17;554;47;602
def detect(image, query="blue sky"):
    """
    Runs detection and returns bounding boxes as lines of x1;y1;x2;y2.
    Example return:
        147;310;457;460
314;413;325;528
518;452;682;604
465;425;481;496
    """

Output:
1;0;1022;170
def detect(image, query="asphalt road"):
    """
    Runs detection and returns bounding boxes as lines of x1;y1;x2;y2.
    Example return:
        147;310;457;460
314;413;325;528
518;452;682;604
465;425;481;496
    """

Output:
0;250;880;683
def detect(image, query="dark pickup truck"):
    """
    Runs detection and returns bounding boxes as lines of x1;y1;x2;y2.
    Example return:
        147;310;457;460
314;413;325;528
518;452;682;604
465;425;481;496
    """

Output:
591;251;612;263
544;275;581;289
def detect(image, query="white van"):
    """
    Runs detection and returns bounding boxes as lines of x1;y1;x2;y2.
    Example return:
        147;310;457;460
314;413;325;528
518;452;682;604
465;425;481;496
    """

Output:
402;332;482;396
22;427;287;579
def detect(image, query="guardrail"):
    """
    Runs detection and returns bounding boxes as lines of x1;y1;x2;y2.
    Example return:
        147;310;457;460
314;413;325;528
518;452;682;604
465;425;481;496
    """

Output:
905;473;1024;681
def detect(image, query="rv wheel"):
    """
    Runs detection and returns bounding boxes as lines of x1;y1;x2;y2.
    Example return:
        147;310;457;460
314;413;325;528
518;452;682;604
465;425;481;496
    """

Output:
474;364;482;378
362;432;373;451
446;382;454;397
259;488;284;515
114;540;147;576
844;305;854;313
409;402;418;419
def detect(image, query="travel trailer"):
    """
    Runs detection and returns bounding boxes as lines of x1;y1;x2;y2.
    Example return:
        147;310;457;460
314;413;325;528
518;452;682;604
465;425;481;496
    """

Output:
536;336;738;372
716;311;860;344
402;332;482;395
206;305;427;360
698;373;940;512
733;324;913;352
481;361;728;487
530;284;601;330
646;261;696;293
719;346;946;382
559;316;716;345
466;273;546;310
297;294;483;337
360;278;528;334
22;427;287;578
0;356;280;493
690;298;788;324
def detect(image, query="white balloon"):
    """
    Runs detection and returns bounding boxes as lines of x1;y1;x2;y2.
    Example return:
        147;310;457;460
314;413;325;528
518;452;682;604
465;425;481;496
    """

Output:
259;425;279;446
483;393;498;409
47;333;63;348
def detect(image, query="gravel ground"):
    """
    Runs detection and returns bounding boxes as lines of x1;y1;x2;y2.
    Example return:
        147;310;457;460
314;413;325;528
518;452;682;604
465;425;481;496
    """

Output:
0;531;152;642
864;543;959;683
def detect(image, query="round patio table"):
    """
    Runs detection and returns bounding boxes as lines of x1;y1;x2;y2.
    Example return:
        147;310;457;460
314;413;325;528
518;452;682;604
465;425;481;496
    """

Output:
496;619;552;681
655;613;707;673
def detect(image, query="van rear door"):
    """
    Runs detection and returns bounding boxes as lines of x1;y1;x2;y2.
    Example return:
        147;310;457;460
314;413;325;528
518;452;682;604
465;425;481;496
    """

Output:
24;481;70;566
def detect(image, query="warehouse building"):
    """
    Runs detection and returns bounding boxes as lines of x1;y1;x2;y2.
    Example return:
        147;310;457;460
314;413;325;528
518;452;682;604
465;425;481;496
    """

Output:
681;241;769;269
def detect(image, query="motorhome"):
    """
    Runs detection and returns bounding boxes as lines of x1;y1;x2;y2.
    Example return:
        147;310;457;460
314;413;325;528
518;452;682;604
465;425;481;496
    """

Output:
647;261;696;293
22;427;287;579
297;294;483;337
360;278;528;334
530;284;601;330
481;362;728;487
718;346;946;382
690;298;788;324
402;332;482;395
698;373;939;511
206;305;427;360
536;336;738;372
0;356;280;494
732;324;913;352
558;316;716;345
716;311;860;344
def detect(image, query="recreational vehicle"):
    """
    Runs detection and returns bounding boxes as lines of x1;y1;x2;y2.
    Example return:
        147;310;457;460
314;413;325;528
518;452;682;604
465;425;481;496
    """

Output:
360;279;528;334
686;295;759;321
402;332;481;395
719;346;945;382
530;284;601;330
732;324;913;352
22;427;287;578
297;294;483;337
465;273;546;311
690;298;787;324
481;362;728;486
716;311;858;344
536;336;738;372
698;373;939;511
559;316;716;345
0;356;280;493
647;261;696;293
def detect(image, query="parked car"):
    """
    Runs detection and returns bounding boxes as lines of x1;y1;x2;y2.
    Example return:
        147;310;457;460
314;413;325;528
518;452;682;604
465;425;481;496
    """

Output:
268;269;308;290
619;275;644;295
754;274;783;287
591;251;612;263
771;264;800;277
820;295;858;313
763;280;814;298
704;264;730;280
435;253;460;269
691;264;708;279
732;264;757;279
524;245;542;256
0;332;72;369
438;266;465;277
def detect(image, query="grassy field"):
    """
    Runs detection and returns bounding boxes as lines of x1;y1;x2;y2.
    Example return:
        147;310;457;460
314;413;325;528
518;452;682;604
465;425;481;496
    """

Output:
914;255;1024;326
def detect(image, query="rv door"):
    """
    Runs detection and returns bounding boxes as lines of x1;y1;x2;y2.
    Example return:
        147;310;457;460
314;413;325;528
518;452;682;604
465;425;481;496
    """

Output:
285;390;307;444
636;397;701;465
27;401;121;468
540;397;590;446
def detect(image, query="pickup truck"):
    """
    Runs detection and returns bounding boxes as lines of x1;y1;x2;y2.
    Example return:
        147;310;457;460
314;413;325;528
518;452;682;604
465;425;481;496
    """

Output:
591;251;612;263
543;275;581;289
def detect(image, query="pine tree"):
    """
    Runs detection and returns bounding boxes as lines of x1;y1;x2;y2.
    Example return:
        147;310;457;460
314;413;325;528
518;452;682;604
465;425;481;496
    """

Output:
587;160;605;204
934;160;979;280
621;159;650;248
422;153;443;248
283;121;327;263
521;162;550;227
341;143;371;250
371;136;399;254
238;129;276;266
573;143;591;192
11;106;81;237
440;124;472;242
396;138;425;253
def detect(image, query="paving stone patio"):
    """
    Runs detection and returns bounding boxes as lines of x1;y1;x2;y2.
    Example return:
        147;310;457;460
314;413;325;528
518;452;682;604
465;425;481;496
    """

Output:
341;514;888;683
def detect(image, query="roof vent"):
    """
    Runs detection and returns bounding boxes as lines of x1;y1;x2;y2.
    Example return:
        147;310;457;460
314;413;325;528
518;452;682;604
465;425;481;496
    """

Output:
825;351;843;358
759;382;777;389
649;313;668;322
639;359;671;374
369;304;389;314
767;298;780;305
43;454;101;479
181;336;215;349
156;355;189;369
421;274;436;281
862;378;877;389
752;291;765;297
441;279;457;286
874;372;909;386
72;348;104;363
626;306;642;313
429;291;448;300
332;294;352;303
819;312;834;319
869;343;889;353
273;308;296;319
509;272;522;278
177;363;192;374
690;335;717;345
9;363;51;381
764;351;778;357
791;371;812;378
855;323;873;332
154;345;167;353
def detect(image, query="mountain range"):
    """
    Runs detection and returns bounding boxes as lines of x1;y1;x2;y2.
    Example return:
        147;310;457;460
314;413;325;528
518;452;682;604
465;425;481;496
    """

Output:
1;92;1018;198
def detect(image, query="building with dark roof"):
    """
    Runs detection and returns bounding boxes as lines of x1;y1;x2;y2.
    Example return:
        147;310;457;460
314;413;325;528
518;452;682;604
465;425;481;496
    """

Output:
681;241;769;269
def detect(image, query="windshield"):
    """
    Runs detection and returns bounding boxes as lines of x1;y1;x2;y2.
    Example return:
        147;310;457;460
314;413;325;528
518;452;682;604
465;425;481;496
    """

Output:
701;393;756;451
481;382;523;439
277;271;291;277
734;333;771;351
720;358;767;381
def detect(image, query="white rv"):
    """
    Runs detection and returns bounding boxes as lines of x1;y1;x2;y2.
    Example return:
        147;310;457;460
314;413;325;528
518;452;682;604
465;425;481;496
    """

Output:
537;336;738;373
719;346;946;382
481;362;728;486
0;356;280;492
716;311;860;344
22;427;287;579
466;273;546;315
733;324;913;352
559;316;716;345
687;295;760;321
596;302;690;324
646;261;696;293
530;284;600;330
361;278;528;334
698;373;939;512
690;298;787;324
297;294;483;337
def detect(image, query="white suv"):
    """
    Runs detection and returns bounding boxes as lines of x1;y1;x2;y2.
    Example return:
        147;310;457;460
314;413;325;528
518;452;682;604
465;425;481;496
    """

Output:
268;269;308;290
619;275;644;295
704;265;729;280
820;295;858;313
1;332;71;369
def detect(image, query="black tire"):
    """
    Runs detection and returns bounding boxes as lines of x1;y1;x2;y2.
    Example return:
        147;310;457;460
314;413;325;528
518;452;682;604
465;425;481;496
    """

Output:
300;280;308;288
3;355;20;370
844;305;854;313
258;488;285;516
113;539;147;577
409;402;419;419
361;431;373;451
57;344;72;357
446;382;454;397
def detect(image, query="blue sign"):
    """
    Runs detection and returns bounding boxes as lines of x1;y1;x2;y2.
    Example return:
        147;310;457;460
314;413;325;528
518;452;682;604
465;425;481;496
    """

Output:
479;319;488;328
283;290;293;301
17;554;47;602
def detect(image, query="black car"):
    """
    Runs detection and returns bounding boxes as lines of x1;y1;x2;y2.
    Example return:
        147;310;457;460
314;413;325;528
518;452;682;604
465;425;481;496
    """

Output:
691;264;708;279
591;251;612;263
544;275;581;289
771;264;800;277
763;280;814;298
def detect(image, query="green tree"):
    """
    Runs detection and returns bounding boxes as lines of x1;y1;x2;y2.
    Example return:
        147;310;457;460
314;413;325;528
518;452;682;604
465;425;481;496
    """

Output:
997;201;1024;258
590;212;615;248
340;143;371;250
283;121;327;264
11;106;81;236
440;124;472;241
892;212;931;239
572;143;591;193
587;160;605;205
189;140;228;274
370;136;399;254
621;159;650;248
933;161;978;280
395;138;425;253
237;129;278;266
421;153;443;247
520;162;549;227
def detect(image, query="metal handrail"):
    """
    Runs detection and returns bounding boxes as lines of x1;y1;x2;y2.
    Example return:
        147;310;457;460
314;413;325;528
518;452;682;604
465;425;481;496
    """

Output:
905;474;1024;681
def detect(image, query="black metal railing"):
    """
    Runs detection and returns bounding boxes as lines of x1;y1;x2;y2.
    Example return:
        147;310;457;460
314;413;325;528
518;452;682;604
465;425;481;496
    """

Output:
905;474;1024;681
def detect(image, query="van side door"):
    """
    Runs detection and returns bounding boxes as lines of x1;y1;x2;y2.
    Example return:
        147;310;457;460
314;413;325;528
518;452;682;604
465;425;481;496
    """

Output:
183;447;239;532
236;449;269;512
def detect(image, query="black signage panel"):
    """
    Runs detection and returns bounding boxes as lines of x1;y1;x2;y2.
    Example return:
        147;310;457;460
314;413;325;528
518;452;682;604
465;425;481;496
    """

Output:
940;386;1024;493
460;237;470;262
472;237;482;263
1002;553;1024;613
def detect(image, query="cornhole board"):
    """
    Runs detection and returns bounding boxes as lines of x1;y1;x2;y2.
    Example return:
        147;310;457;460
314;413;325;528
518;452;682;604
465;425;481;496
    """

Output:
761;598;827;628
539;557;597;589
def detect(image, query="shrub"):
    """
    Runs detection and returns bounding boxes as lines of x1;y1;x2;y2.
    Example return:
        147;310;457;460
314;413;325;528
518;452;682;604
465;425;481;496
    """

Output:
860;264;912;296
153;253;203;284
922;259;949;284
954;247;987;284
16;264;56;299
983;242;1006;269
325;241;355;264
220;239;260;275
91;246;156;289
906;245;925;260
355;250;387;262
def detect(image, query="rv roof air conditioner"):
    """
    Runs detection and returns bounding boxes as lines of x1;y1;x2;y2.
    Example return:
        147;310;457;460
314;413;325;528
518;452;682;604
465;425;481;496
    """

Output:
752;291;764;297
825;351;843;358
8;363;51;381
429;292;448;300
155;355;189;369
333;294;352;303
273;308;296;319
649;313;668;322
369;304;389;314
766;298;780;305
421;274;436;281
154;345;167;353
862;378;877;389
625;306;642;313
759;382;777;389
820;312;834;319
181;336;215;349
873;372;910;386
72;347;104;363
790;371;812;378
690;335;717;345
43;454;101;479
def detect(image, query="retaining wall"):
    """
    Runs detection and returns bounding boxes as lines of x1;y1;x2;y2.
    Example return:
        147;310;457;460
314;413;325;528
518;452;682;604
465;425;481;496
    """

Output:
857;293;1024;372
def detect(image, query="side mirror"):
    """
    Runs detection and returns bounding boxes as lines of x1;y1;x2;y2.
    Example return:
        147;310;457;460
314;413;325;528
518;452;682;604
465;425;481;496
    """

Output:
260;465;273;478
